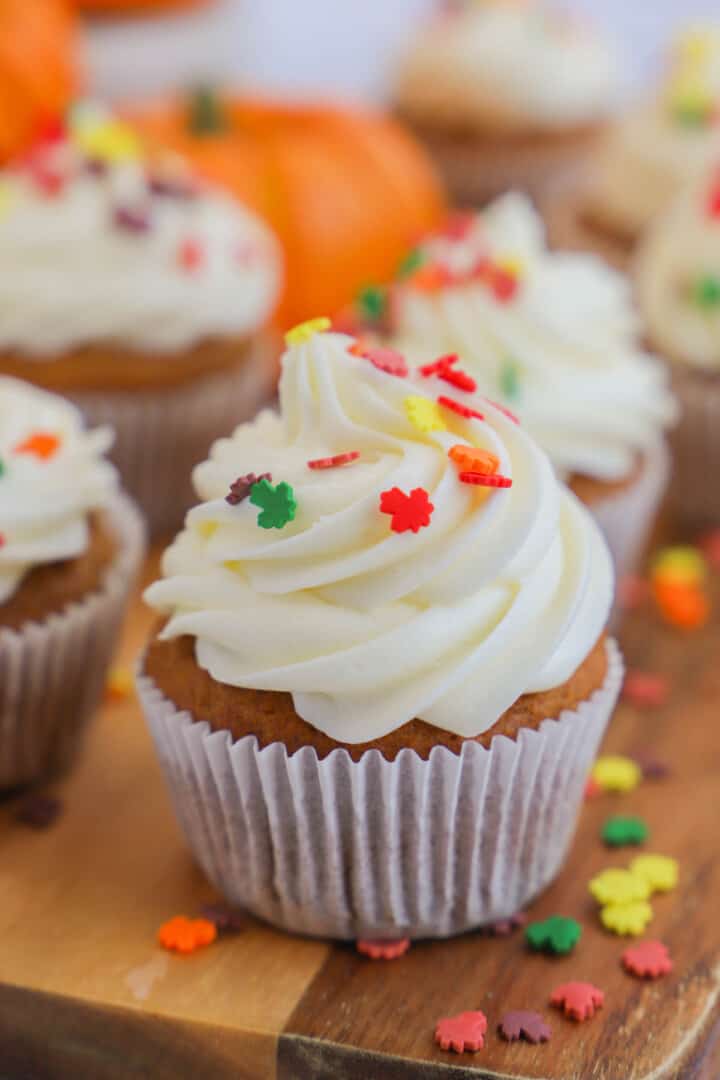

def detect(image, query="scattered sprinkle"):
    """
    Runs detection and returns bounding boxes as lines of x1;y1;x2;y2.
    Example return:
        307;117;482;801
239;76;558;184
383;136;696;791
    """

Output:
74;120;140;164
589;868;651;906
600;900;653;936
419;353;458;378
285;316;331;346
448;445;499;474
525;916;581;956
14;794;63;830
698;528;720;568
404;396;447;433
439;366;477;393
356;285;387;322
617;574;649;610
249;478;297;530
307;451;360;470
105;667;133;702
550;983;604;1022
498;1011;551;1044
584;776;602;800
480;912;528;936
441;211;476;241
652;545;706;588
632;753;671;781
158;916;217;954
499;359;521;401
434;1011;487;1054
178;237;204;272
459;471;512;488
397;247;425;280
629;854;679;894
622;940;673;979
199;903;246;934
380;486;434;534
602;816;649;847
113;205;151;234
591;755;642;793
226;472;272;506
29;165;64;198
692;274;720;309
489;266;520;303
622;671;670;708
14;432;61;461
483;398;520;425
654;583;709;630
356;938;411;960
361;346;408;377
437;395;484;421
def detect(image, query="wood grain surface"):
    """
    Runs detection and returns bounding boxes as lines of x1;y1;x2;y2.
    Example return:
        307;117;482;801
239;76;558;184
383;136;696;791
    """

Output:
1;544;719;1079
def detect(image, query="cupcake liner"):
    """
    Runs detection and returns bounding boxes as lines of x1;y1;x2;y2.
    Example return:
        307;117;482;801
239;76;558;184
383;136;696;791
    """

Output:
0;493;145;790
540;182;633;272
137;639;622;941
667;365;720;527
587;440;670;586
67;342;275;538
400;119;601;208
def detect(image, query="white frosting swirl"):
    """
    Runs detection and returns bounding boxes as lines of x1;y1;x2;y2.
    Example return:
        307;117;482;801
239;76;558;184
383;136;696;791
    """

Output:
395;2;619;133
0;378;118;605
145;330;613;743
0;126;281;355
387;194;676;482
636;170;720;369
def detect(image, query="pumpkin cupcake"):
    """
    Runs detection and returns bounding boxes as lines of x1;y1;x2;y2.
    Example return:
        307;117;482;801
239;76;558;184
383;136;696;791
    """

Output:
394;0;620;207
547;24;720;268
138;323;622;941
0;104;282;536
0;377;144;789
636;166;720;525
367;195;677;581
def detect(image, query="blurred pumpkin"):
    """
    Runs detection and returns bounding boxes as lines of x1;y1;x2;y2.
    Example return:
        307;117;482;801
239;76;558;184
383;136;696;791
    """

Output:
127;92;446;327
0;0;77;163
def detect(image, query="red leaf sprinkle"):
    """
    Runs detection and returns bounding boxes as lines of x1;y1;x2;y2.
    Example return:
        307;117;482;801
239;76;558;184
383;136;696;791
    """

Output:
622;670;670;708
113;206;151;234
439;367;477;393
226;472;272;505
356;938;410;960
434;1011;487;1053
380;486;434;533
550;982;604;1022
419;353;458;377
178;237;204;272
459;471;512;488
437;395;485;421
360;346;408;377
483;398;520;424
622;940;673;979
498;1011;551;1044
307;451;360;470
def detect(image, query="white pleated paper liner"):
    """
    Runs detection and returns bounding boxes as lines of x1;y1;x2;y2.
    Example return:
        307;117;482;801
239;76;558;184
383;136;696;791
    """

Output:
0;493;145;791
587;439;670;588
67;342;275;539
137;639;623;941
667;365;720;527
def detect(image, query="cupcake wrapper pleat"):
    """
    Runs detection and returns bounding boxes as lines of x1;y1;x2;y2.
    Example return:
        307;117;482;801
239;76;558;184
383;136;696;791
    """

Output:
67;342;274;538
0;493;145;790
588;439;670;586
136;640;622;940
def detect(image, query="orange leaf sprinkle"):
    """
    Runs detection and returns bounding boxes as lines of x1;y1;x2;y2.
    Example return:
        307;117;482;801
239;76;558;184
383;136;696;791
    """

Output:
14;432;61;460
449;445;499;474
158;915;217;954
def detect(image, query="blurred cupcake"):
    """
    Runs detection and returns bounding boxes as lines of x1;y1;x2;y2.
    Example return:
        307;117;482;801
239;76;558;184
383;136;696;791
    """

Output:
394;0;620;207
555;25;720;265
138;324;621;940
636;167;720;525
0;105;282;536
367;195;676;579
0;378;143;789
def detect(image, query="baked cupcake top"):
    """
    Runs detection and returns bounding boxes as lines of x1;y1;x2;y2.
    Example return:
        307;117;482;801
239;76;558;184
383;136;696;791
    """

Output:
0;377;118;603
370;194;675;483
636;167;720;369
395;0;619;134
589;25;720;236
0;105;281;357
145;323;613;743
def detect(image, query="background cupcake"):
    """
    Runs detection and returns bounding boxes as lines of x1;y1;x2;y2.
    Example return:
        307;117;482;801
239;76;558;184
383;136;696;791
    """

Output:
551;24;720;267
0;377;143;789
369;194;676;581
394;0;620;207
0;104;282;536
138;324;621;940
636;165;720;525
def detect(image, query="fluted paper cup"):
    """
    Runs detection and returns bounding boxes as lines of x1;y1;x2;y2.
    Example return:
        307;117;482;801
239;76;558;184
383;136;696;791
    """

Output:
0;493;145;790
137;640;622;941
68;343;275;539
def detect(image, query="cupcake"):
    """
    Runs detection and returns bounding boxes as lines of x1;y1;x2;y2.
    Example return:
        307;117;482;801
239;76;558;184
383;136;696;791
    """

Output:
0;105;282;536
0;377;144;789
552;25;720;266
138;323;622;940
636;166;720;525
394;0;620;207
369;195;677;582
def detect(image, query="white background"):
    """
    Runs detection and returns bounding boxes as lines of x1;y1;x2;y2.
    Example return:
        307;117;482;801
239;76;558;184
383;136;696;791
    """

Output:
84;0;720;104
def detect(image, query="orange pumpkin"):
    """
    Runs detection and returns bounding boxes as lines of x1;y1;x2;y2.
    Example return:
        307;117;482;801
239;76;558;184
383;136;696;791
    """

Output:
127;93;446;328
0;0;77;163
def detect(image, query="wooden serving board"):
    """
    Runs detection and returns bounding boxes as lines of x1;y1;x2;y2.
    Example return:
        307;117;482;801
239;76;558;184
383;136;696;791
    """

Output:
1;546;720;1080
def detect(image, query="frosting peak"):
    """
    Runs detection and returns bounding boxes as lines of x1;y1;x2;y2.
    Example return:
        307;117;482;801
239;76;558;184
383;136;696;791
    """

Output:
146;328;613;743
381;194;676;482
0;378;118;604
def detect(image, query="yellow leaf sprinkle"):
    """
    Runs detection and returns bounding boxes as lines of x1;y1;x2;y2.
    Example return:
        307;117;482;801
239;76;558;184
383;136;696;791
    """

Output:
105;667;133;702
600;900;654;937
589;868;651;906
651;545;706;588
630;854;679;894
285;316;331;346
74;121;141;164
404;396;447;434
591;755;641;793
